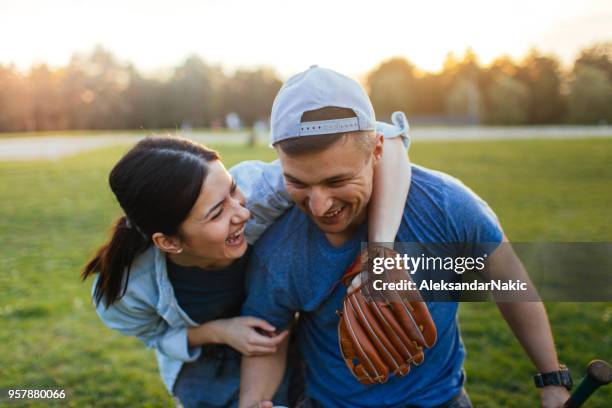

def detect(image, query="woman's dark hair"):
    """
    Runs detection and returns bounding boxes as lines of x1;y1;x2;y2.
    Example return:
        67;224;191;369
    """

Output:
82;136;220;307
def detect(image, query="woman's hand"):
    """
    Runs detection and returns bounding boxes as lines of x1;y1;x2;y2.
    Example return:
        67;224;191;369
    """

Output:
215;316;289;356
188;317;288;356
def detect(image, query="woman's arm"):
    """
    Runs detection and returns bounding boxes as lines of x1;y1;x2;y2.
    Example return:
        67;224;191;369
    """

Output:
369;136;411;243
187;317;288;356
229;160;292;244
96;283;286;359
95;291;202;362
369;112;412;243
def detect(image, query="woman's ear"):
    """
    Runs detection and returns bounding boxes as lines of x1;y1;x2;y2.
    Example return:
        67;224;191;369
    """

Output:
152;232;183;254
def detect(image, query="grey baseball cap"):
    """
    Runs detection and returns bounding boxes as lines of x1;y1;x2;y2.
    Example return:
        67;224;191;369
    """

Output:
270;65;376;145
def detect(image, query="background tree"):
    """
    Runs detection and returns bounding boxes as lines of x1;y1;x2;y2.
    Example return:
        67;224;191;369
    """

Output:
59;46;130;130
442;49;482;121
221;68;282;126
574;42;612;81
122;66;165;130
480;56;528;124
367;57;417;120
27;64;65;131
516;50;565;124
412;73;445;115
567;65;612;124
1;44;611;132
0;65;29;131
482;73;529;124
162;56;221;129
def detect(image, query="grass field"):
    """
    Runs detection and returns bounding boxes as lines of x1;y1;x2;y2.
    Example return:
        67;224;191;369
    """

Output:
1;138;611;407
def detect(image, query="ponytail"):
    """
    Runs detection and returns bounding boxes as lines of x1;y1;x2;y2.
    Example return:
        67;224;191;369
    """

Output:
81;216;150;307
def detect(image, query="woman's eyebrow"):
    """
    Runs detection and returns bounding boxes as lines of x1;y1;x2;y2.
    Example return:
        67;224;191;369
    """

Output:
204;177;236;218
205;200;224;218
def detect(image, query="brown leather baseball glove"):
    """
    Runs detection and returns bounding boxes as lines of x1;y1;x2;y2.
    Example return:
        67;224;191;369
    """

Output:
337;246;437;385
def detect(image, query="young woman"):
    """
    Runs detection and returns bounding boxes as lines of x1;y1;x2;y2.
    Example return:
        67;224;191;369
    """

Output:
82;114;411;407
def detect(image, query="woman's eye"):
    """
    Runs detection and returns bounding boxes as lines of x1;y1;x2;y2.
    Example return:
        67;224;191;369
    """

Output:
211;209;223;220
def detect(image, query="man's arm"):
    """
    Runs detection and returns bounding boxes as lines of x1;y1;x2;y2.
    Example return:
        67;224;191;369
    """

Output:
239;334;289;408
484;236;570;407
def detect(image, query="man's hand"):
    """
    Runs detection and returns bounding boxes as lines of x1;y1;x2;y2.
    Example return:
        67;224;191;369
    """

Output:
540;385;570;408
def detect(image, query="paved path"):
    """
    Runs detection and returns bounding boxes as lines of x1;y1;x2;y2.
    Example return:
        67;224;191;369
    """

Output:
1;127;611;161
0;132;250;161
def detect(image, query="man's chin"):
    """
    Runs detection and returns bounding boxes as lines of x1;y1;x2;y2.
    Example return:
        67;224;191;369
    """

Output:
312;218;350;235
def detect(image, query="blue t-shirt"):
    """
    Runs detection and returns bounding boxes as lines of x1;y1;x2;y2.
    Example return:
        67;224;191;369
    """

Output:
242;165;503;408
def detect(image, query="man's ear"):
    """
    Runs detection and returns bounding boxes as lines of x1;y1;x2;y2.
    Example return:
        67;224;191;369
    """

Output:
373;133;384;163
152;232;183;254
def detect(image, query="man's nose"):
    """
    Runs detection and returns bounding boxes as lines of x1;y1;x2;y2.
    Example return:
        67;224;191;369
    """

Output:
308;188;332;217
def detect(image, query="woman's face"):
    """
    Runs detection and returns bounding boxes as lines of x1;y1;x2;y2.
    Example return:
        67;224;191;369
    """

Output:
174;160;250;268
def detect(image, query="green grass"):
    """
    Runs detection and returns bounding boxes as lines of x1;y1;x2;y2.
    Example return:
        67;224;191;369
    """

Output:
1;139;611;407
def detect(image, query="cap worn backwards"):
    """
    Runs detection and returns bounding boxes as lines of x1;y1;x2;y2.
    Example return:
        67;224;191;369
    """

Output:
270;65;376;145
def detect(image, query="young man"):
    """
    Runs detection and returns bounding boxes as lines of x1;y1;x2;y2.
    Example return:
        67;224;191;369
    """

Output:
239;66;571;408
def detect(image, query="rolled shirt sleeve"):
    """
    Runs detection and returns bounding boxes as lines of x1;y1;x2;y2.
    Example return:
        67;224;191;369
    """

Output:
376;111;411;150
230;160;293;244
94;285;201;362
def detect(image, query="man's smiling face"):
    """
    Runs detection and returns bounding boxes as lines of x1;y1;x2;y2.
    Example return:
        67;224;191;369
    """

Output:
277;133;382;246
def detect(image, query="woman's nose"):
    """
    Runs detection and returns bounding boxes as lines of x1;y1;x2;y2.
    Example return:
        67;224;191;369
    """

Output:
231;199;250;223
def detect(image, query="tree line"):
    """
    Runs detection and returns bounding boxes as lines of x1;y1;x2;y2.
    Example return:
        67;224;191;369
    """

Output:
0;43;610;132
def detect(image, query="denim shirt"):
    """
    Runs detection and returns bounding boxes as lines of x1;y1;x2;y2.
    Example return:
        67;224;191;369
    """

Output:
91;118;410;395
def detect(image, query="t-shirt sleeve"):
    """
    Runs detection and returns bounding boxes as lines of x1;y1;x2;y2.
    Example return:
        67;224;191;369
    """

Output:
241;252;297;331
443;176;504;256
229;160;293;245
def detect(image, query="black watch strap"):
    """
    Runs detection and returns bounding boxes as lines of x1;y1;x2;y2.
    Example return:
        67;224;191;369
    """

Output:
533;365;573;390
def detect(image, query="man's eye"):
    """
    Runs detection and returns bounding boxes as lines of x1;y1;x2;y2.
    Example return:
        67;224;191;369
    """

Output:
289;180;307;189
230;180;238;194
211;209;223;220
328;180;346;187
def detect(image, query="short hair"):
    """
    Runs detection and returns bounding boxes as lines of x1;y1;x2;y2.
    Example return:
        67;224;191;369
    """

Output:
275;106;375;158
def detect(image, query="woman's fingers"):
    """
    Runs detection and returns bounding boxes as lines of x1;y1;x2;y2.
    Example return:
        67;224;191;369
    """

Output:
248;329;289;347
242;316;276;333
348;274;362;294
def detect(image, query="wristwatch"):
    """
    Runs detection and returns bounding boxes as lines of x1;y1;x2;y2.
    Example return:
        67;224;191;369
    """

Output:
533;364;573;390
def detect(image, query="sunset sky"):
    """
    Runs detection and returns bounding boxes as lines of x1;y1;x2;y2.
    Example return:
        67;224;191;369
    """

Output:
1;0;610;78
